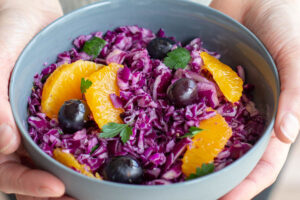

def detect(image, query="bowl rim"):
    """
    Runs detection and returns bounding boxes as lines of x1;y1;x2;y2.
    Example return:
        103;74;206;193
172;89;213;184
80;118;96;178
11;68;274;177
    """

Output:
9;0;279;189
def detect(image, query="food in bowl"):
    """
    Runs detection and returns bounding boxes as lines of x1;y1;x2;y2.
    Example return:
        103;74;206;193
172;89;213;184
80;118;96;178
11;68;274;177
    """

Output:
27;25;265;185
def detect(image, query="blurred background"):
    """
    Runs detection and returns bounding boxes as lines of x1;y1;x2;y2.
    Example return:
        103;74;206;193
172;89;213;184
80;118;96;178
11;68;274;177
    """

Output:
1;0;299;199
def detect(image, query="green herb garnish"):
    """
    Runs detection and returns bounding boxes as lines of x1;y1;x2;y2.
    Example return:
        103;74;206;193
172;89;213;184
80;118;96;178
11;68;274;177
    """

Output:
83;37;106;58
180;127;204;138
80;78;92;94
186;163;215;180
99;122;133;144
120;126;133;144
163;47;191;69
58;129;64;135
90;144;99;154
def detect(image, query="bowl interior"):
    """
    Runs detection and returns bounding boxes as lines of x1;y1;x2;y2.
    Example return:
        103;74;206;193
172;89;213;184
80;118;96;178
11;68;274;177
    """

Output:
9;0;279;199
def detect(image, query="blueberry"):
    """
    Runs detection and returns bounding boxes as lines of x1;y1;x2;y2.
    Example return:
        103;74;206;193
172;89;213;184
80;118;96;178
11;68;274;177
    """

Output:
147;37;175;59
103;156;143;184
58;99;89;133
167;78;198;107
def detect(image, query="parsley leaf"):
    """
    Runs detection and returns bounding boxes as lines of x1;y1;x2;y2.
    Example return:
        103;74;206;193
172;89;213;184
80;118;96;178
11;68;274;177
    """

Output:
83;37;106;58
101;123;126;136
99;122;132;144
90;144;99;154
80;78;92;94
163;47;191;69
185;163;215;180
58;129;64;135
180;127;204;138
120;126;133;144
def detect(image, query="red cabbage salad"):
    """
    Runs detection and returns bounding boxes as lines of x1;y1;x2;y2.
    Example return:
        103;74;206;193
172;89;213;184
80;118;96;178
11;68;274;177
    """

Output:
28;25;265;185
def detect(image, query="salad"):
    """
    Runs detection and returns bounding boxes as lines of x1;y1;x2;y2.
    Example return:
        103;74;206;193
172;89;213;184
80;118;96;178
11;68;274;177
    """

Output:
28;25;265;185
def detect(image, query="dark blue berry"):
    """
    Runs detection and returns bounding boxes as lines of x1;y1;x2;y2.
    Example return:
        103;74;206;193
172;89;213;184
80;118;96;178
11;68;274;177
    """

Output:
58;99;89;133
103;156;143;184
167;78;198;107
147;37;175;59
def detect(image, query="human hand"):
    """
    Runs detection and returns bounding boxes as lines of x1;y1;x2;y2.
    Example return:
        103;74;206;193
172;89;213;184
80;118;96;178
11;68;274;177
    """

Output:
210;0;300;199
0;0;72;199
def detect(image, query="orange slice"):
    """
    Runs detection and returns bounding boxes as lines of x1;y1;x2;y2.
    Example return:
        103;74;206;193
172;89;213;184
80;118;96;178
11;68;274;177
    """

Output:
41;60;103;119
201;52;243;103
85;63;124;129
53;148;102;179
182;110;232;176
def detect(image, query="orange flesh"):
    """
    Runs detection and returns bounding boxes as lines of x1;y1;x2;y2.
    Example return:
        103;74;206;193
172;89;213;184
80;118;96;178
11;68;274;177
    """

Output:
85;63;124;129
53;148;101;179
182;110;232;176
201;52;243;103
41;60;103;119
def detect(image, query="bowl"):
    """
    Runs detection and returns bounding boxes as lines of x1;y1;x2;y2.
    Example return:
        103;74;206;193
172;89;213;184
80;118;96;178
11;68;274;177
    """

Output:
9;0;279;199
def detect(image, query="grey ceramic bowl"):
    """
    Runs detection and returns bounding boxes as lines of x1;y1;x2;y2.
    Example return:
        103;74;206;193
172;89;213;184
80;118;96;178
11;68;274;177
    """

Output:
10;0;279;199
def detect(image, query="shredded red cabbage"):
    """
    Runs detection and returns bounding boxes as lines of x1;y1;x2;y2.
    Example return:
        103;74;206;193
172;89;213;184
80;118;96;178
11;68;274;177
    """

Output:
27;25;265;185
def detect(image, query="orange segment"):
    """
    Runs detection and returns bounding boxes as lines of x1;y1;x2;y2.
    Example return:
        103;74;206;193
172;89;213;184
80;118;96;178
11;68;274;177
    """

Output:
41;60;103;119
201;52;243;103
85;63;124;129
53;148;102;179
182;110;232;176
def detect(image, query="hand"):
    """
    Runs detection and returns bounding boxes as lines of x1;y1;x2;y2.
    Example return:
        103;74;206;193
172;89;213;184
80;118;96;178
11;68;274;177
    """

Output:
0;0;71;199
210;0;300;199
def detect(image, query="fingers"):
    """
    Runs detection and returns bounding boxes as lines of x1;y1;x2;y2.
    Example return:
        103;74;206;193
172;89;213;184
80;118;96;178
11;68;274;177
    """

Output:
209;0;251;22
16;195;48;200
0;157;65;198
211;0;300;144
220;133;291;200
50;196;75;200
15;195;75;200
0;153;20;165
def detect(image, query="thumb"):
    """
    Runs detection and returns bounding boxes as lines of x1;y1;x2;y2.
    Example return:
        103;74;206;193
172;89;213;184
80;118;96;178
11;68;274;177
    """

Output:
0;99;21;154
274;46;300;143
0;2;62;154
0;64;21;154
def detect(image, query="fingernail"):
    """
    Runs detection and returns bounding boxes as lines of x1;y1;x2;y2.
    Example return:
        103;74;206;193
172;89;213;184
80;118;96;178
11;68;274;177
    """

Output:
39;186;58;196
280;113;299;143
0;123;15;153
